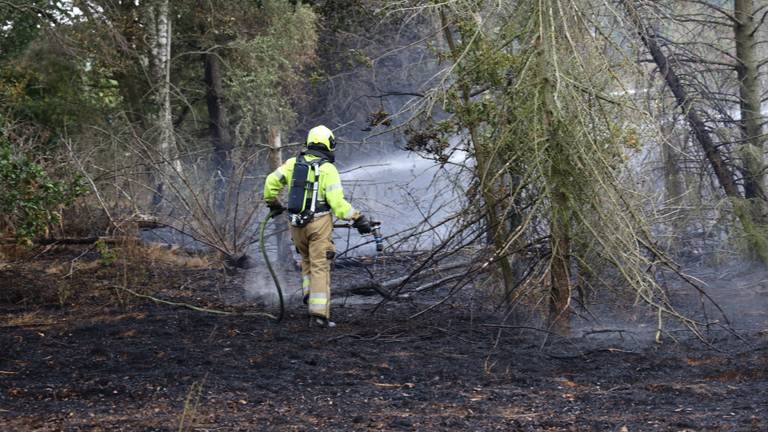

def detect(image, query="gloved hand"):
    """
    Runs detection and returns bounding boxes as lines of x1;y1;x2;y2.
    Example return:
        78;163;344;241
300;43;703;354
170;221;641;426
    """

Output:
352;214;373;235
266;200;285;216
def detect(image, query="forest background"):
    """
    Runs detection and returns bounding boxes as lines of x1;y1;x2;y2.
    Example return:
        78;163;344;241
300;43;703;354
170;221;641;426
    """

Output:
2;0;768;332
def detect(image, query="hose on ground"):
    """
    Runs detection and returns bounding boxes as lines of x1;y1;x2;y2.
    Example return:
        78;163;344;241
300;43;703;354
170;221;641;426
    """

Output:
259;210;285;322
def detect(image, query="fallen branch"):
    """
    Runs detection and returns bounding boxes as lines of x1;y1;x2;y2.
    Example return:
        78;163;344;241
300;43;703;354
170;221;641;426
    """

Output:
401;273;467;296
1;236;138;245
544;348;641;360
345;271;466;298
0;237;208;258
480;324;564;337
341;262;470;298
113;285;278;320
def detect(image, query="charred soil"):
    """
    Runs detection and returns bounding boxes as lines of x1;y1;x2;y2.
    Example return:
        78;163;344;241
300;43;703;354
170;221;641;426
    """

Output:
1;245;767;431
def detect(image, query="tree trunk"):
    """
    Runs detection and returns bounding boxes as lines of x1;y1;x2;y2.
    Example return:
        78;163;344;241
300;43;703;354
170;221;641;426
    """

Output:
660;104;686;243
539;1;571;334
267;127;294;266
626;3;739;198
625;0;768;264
203;52;234;189
439;9;517;298
734;0;767;223
549;193;572;332
661;125;685;208
145;0;178;207
661;121;687;250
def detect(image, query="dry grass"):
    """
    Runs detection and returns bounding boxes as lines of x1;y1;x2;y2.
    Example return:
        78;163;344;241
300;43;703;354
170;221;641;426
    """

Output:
178;375;207;432
2;310;59;328
1;240;215;311
0;244;34;262
140;244;212;269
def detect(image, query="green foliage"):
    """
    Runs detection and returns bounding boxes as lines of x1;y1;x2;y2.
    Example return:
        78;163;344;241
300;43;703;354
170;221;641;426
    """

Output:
347;49;373;68
223;0;318;136
95;239;118;265
425;1;691;325
0;134;87;241
0;39;118;146
0;0;48;60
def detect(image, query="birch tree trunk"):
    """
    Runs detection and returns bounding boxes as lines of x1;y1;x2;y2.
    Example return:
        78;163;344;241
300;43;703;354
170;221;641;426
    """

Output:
146;0;178;207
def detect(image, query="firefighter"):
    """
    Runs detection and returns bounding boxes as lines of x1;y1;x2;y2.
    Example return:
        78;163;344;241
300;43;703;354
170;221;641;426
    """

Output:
263;125;372;328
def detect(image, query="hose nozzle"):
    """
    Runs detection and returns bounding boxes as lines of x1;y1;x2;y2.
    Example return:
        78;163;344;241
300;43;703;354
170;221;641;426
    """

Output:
371;222;383;253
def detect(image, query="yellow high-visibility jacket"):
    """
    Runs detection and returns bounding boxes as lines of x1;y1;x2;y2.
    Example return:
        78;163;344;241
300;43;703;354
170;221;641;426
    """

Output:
263;154;358;220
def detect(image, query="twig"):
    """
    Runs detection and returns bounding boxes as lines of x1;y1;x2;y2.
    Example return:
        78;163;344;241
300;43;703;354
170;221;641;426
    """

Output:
113;285;277;320
581;329;634;337
544;348;641;360
480;324;565;338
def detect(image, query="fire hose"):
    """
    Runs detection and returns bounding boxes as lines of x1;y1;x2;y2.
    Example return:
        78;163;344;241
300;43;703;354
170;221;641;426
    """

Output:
259;209;286;322
259;210;384;323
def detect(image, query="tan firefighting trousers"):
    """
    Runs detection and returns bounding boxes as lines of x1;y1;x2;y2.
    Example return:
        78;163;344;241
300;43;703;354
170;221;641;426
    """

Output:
290;213;334;319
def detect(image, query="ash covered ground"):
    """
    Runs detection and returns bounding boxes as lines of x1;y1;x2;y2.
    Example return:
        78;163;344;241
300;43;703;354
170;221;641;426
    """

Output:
1;245;766;431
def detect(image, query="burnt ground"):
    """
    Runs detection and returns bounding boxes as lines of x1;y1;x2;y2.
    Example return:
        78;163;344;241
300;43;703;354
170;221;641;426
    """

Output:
0;245;767;431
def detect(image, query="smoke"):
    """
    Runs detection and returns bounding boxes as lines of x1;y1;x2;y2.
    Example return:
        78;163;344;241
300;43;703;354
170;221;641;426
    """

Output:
243;238;303;306
564;262;768;349
684;263;768;332
243;266;287;306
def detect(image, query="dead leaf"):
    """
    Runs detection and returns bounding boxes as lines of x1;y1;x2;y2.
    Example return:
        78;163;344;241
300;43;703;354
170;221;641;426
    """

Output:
8;388;25;397
373;382;400;388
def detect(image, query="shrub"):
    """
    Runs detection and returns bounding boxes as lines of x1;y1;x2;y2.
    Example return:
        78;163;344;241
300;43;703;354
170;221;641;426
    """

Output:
0;136;86;242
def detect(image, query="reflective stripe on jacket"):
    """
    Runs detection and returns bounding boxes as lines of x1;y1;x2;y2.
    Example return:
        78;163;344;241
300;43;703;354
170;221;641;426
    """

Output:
263;155;358;220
